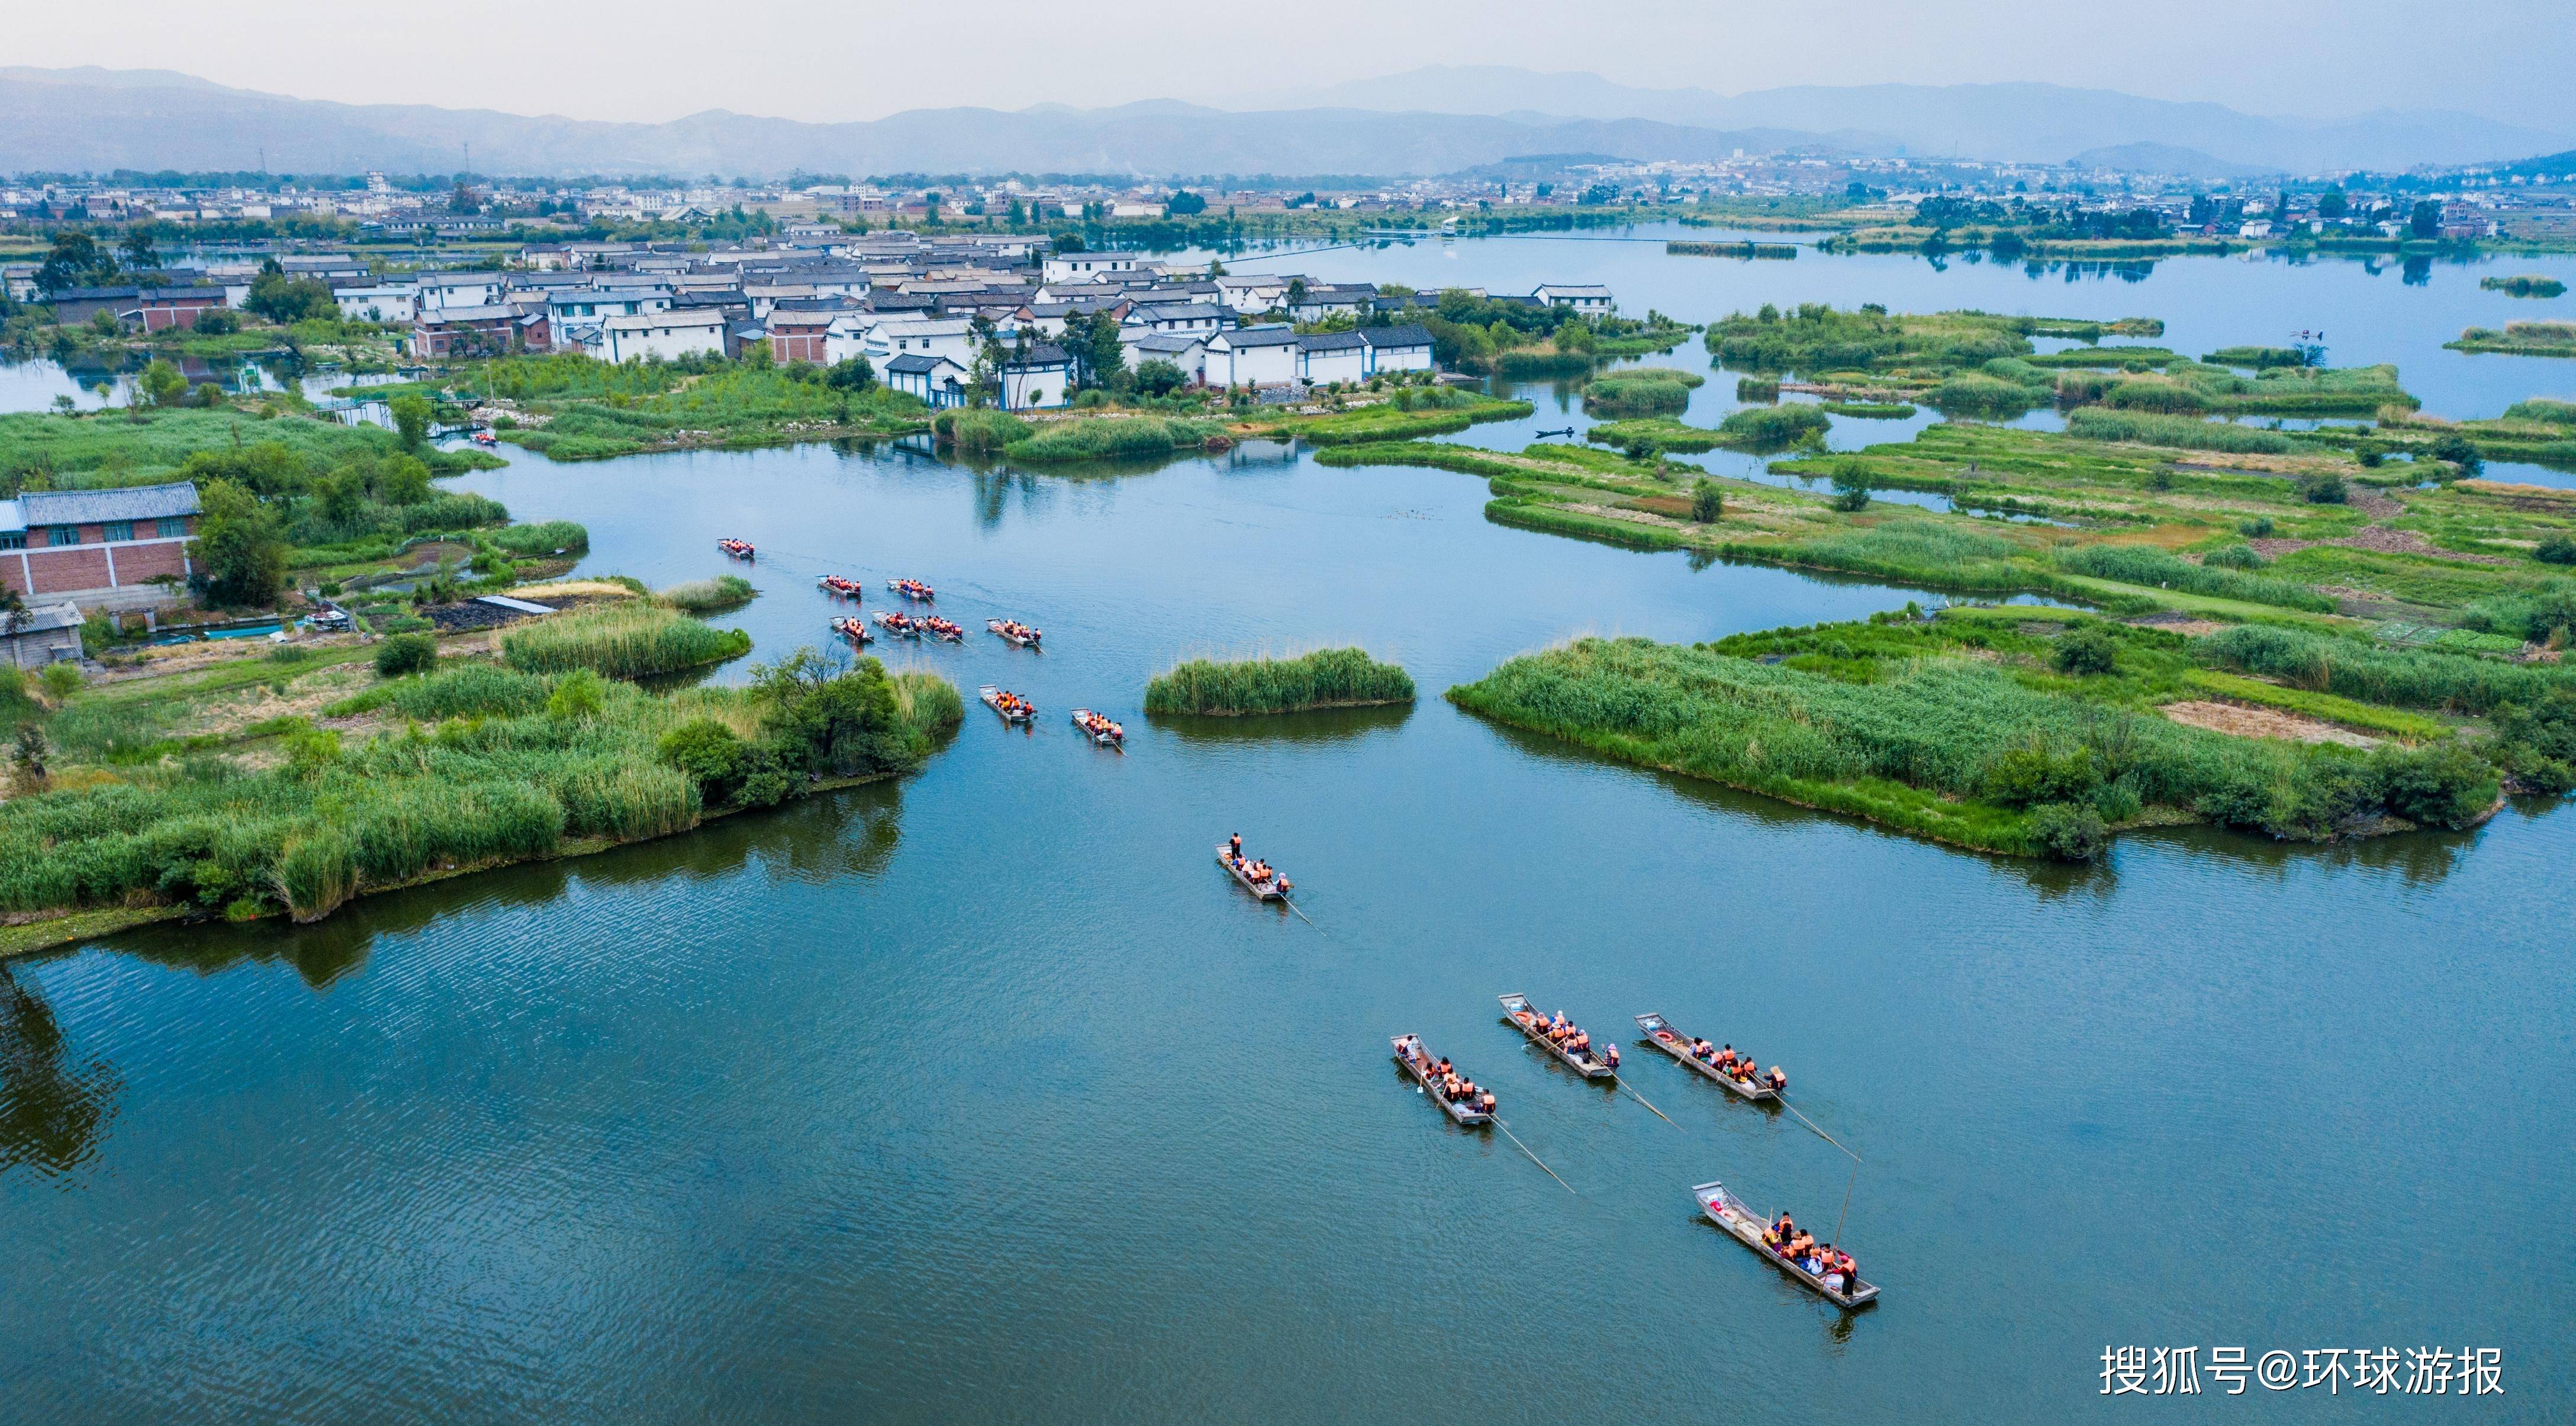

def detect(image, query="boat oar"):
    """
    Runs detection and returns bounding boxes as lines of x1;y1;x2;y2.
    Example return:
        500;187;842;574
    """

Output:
1281;897;1324;935
1779;1093;1865;1250
1616;1074;1675;1126
1490;1116;1576;1195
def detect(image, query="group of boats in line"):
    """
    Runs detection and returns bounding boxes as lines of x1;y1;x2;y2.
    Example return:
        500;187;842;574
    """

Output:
815;575;1040;655
1386;994;1874;1309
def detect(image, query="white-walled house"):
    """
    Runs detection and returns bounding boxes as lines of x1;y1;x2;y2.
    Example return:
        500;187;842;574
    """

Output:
865;318;977;366
1296;330;1368;385
548;288;674;350
331;282;416;324
1125;333;1208;384
823;313;883;366
1202;325;1302;387
1360;323;1435;375
603;308;729;363
1213;274;1290;314
1532;283;1614;313
1041;253;1139;285
999;344;1073;410
414;272;508;312
884;353;968;407
1288;284;1375;323
1120;301;1228;338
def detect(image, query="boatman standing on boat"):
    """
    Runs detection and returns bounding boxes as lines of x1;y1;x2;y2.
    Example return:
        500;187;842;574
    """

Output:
1229;833;1242;862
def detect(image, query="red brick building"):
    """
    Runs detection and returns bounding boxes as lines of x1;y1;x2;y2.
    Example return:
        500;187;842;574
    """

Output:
137;288;226;331
0;482;201;606
767;305;834;365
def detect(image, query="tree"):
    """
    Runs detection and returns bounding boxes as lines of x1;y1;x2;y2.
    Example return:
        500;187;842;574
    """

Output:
2052;626;2119;675
1164;189;1206;216
192;478;291;607
137;360;187;409
1072;310;1123;389
450;183;482;214
825;355;875;391
243;272;336;324
1006;198;1026;226
34;231;111;295
118;227;161;275
1132;359;1185;397
390;394;432;452
2409;199;2442;241
1286;277;1308;311
1830;461;1873;511
2318;188;2348;221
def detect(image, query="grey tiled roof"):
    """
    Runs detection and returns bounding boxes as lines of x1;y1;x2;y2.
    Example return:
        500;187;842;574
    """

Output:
18;481;201;527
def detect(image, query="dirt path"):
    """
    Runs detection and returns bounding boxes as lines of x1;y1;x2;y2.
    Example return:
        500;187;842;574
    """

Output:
2160;700;2379;748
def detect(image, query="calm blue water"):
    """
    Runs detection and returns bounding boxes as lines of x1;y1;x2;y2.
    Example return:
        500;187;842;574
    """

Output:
2;431;2568;1422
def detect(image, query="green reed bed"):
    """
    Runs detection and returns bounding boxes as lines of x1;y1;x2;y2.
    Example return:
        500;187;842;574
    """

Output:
1003;416;1227;461
1581;369;1705;417
1144;648;1415;715
2054;545;2336;613
2065;408;2295;453
502;603;753;678
1448;635;2501;859
0;658;961;928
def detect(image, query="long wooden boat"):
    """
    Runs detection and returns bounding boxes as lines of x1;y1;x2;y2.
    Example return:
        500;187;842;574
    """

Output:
987;618;1042;649
978;685;1032;725
1391;1035;1492;1125
816;575;864;600
1215;844;1286;900
1497;992;1615;1079
830;616;872;646
1692;1179;1879;1309
887;579;935;601
1070;709;1123;746
1635;1012;1778;1102
717;537;755;559
920;616;965;643
872;610;922;639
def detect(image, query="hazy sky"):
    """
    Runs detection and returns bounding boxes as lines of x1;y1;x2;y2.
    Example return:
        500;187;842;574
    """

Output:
12;0;2574;130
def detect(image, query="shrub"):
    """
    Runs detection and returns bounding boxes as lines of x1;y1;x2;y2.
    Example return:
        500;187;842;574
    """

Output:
2239;516;2276;538
2299;474;2349;505
2536;535;2576;566
2052;626;2119;675
659;717;749;803
2430;433;2483;476
546;669;608;720
374;633;439;678
2374;744;2499;830
2203;543;2269;570
1983;739;2102;807
1690;478;1724;524
2029;801;2109;861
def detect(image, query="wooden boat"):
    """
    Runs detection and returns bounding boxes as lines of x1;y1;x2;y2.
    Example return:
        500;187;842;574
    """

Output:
1497;993;1615;1079
1635;1012;1778;1102
1693;1179;1879;1308
816;575;865;600
920;616;965;642
1069;709;1123;746
987;618;1042;649
978;685;1032;725
1215;844;1286;900
872;610;921;639
887;578;934;601
716;537;755;559
1390;1035;1492;1126
830;616;872;645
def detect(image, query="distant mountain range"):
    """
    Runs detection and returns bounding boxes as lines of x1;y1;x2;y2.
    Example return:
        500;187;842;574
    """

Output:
0;65;2567;182
1232;67;2575;175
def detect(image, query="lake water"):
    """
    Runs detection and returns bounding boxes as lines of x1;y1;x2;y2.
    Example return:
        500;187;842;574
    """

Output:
4;234;2574;1422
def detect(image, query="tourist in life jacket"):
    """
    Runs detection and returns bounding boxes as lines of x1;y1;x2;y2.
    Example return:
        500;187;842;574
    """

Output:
1767;1065;1787;1094
1603;1042;1619;1071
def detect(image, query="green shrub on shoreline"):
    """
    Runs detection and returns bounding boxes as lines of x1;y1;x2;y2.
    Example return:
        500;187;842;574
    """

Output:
1144;648;1415;715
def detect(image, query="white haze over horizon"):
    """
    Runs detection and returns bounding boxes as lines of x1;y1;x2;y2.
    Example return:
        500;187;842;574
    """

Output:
11;0;2573;133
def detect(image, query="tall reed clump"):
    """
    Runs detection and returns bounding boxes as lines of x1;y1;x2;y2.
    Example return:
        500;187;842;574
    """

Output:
1715;403;1830;449
2196;623;2576;713
488;520;591;556
1144;648;1415;715
503;604;753;678
658;574;758;613
935;408;1031;453
2065;408;2294;454
1003;416;1226;461
2053;544;2334;612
